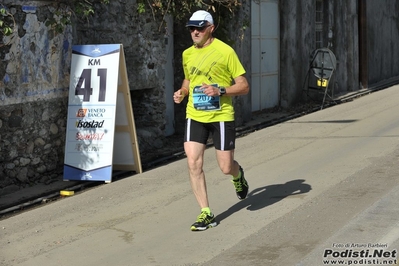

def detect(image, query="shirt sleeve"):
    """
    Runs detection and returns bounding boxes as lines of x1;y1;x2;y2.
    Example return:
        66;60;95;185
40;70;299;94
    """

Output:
227;50;246;79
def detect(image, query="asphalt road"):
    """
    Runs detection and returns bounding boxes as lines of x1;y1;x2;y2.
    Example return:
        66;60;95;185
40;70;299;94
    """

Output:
1;86;399;266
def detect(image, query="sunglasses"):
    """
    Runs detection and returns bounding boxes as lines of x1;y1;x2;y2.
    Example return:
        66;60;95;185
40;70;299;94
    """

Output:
189;25;211;32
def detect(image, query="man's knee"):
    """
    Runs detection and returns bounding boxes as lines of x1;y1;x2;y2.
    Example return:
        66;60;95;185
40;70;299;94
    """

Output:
187;158;203;174
219;164;233;175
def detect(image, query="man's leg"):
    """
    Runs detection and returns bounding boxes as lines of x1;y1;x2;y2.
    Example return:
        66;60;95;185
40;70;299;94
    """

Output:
184;141;208;208
212;121;248;200
216;149;248;200
212;121;239;176
185;141;217;231
215;149;239;176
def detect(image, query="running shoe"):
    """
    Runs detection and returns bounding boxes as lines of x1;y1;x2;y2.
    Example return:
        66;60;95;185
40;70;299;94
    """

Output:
232;166;248;200
190;211;217;231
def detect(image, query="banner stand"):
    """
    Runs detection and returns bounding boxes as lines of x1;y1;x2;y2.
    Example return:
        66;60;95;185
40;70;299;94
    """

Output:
63;44;142;183
112;48;142;175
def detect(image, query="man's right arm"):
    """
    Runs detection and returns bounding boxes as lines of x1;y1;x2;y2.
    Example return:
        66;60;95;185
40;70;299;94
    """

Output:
181;79;190;95
173;79;190;104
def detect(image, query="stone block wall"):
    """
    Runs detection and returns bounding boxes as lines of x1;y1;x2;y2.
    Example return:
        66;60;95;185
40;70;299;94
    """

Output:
73;0;170;153
0;0;253;196
0;1;169;195
0;1;72;194
0;99;68;194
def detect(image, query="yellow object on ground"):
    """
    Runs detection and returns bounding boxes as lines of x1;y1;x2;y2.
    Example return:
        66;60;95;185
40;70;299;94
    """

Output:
60;190;74;196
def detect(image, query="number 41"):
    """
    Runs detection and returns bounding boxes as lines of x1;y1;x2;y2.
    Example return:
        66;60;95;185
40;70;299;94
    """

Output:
75;68;107;102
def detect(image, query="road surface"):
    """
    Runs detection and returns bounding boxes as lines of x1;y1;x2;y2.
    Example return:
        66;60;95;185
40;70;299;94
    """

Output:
1;86;399;266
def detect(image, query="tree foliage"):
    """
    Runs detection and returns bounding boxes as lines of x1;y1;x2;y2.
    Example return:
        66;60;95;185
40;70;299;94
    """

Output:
0;1;110;38
138;0;242;20
137;0;243;35
0;5;14;37
45;0;110;33
0;0;242;38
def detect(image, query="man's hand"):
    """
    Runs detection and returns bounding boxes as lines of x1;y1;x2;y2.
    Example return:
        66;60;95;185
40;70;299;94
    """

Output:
201;83;220;96
173;89;185;104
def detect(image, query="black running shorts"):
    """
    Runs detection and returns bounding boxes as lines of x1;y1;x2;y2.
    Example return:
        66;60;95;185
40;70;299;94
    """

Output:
184;118;236;151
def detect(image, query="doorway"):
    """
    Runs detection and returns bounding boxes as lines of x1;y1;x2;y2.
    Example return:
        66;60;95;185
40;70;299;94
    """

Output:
251;0;280;111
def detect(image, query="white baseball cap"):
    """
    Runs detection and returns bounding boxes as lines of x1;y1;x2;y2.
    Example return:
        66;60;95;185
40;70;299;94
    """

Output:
186;10;214;27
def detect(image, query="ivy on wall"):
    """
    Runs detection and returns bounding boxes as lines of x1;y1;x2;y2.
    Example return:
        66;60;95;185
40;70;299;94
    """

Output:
1;0;244;45
45;0;110;33
1;0;242;33
0;6;14;37
137;0;241;20
0;0;110;39
137;0;243;32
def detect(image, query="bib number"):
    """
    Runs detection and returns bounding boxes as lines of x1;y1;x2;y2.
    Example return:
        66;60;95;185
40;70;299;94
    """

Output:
192;85;221;111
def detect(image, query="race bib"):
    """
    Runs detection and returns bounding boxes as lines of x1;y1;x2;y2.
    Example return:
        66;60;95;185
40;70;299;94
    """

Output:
192;85;221;111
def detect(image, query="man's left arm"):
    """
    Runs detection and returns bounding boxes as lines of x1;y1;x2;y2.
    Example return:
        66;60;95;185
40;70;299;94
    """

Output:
201;75;249;97
223;75;249;96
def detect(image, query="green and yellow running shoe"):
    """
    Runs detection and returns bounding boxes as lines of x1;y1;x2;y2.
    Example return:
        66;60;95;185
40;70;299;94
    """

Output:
190;211;217;231
232;166;249;200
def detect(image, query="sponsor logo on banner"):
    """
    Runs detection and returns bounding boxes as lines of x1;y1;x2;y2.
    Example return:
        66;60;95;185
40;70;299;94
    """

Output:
77;108;87;117
76;120;104;128
92;47;101;54
82;172;93;180
87;108;106;117
76;108;106;118
75;143;104;152
76;132;105;140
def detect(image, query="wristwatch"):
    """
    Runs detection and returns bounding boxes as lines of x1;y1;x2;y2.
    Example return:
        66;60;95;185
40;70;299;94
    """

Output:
219;86;226;96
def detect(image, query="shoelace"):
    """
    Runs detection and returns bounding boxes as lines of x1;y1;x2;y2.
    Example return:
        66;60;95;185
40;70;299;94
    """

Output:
196;212;209;222
232;179;243;191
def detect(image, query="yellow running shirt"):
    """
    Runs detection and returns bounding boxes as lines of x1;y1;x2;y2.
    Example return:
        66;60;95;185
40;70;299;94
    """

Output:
182;38;246;123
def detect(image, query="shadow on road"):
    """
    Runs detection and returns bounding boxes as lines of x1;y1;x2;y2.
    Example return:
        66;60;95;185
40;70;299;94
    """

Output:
216;179;312;223
288;119;358;123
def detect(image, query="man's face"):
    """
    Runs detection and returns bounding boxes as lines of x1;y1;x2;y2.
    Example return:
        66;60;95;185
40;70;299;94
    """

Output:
189;24;213;47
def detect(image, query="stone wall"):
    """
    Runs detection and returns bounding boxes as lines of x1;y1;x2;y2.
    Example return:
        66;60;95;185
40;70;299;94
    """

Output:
0;98;68;195
0;1;169;194
72;0;170;151
0;1;72;194
0;1;253;196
